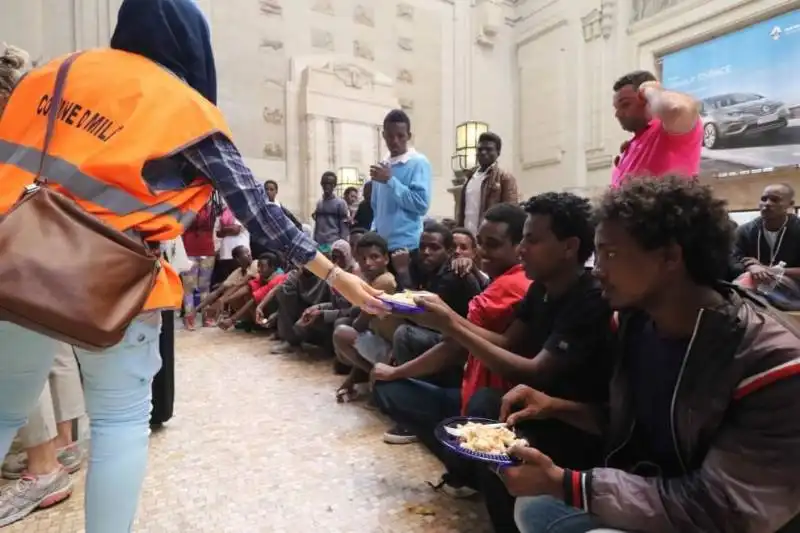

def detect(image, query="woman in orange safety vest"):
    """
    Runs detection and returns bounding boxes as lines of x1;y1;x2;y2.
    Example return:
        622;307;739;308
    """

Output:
0;2;385;532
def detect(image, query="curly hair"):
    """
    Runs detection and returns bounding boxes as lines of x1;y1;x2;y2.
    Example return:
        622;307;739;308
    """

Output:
595;176;732;285
524;192;595;263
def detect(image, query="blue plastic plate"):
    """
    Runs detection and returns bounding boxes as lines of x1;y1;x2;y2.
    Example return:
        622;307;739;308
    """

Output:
379;291;434;314
435;416;520;467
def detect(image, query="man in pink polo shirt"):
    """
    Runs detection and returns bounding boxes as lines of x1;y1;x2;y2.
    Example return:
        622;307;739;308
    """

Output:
611;70;702;187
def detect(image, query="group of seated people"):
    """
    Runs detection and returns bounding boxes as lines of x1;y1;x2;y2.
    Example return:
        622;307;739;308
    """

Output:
197;176;800;533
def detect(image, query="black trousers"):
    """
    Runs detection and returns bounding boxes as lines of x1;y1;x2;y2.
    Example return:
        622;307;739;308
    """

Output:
150;311;175;426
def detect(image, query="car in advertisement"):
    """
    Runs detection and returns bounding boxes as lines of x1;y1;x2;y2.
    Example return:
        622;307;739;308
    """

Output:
661;8;800;175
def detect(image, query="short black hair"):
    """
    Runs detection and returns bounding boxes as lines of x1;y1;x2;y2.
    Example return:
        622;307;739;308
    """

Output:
355;231;389;256
321;171;337;181
452;227;477;249
524;192;595;263
478;131;502;154
264;179;278;190
383;109;411;132
595;176;732;286
344;186;359;196
613;70;657;91
258;251;281;269
483;202;527;244
423;220;454;249
232;245;249;258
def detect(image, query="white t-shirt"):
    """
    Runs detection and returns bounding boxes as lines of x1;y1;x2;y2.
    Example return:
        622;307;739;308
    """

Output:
464;167;490;235
215;217;250;260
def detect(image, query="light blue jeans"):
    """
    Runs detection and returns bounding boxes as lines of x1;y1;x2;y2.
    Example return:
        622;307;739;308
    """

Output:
0;317;162;533
515;496;627;533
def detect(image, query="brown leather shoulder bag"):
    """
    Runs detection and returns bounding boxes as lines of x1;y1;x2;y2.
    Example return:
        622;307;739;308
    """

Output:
0;52;161;350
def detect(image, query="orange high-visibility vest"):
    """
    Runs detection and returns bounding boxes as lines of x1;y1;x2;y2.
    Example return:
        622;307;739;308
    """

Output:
0;49;233;311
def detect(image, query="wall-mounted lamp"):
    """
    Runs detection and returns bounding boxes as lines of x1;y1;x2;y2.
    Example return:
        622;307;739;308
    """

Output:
450;120;489;184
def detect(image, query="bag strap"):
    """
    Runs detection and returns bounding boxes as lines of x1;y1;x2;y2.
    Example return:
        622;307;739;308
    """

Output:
35;51;85;184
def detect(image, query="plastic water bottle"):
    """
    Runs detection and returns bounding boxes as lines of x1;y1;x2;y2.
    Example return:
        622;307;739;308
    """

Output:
757;261;786;294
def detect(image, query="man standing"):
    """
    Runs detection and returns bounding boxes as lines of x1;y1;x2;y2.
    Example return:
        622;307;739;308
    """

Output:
611;70;701;186
735;183;800;282
369;109;432;254
312;171;349;246
457;132;519;236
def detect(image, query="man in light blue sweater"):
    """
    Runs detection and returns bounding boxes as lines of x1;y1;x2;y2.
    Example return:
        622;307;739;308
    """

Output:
369;109;432;254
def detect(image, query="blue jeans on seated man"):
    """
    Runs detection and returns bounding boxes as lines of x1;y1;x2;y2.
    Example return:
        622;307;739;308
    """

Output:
515;496;626;533
0;317;162;533
392;324;462;388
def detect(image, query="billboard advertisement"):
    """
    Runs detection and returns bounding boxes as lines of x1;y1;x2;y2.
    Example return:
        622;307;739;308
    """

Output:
661;9;800;175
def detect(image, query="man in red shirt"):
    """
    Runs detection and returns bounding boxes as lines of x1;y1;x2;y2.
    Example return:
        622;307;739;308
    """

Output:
611;70;701;187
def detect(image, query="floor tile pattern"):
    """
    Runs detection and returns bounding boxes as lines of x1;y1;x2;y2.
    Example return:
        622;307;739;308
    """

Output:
3;328;490;532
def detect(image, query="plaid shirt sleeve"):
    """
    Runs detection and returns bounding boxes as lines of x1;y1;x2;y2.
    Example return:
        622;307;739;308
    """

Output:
178;134;317;266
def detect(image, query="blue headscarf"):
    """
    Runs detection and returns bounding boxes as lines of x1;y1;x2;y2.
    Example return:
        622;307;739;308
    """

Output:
110;0;217;104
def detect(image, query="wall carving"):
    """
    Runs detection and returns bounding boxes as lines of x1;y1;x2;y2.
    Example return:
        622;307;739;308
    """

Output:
259;0;282;16
353;40;374;61
263;107;285;125
397;69;413;84
260;38;284;51
399;98;414;111
263;142;285;159
354;5;375;27
311;29;334;51
631;0;687;23
398;37;413;52
324;63;375;89
311;0;334;15
397;3;414;20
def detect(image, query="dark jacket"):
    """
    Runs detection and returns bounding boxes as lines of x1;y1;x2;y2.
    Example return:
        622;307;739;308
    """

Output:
456;164;519;226
582;285;800;532
733;214;800;269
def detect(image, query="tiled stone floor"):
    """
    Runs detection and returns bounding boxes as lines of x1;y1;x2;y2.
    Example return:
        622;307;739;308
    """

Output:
5;328;490;532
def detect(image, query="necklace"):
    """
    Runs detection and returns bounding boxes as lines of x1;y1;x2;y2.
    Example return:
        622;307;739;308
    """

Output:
757;216;788;266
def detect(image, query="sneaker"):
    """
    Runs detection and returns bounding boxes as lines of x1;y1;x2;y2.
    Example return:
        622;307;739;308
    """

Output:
0;470;73;527
3;444;84;480
428;473;479;499
382;424;418;444
56;444;84;475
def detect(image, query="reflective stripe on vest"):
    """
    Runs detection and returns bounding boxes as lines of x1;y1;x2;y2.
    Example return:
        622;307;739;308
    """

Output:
0;139;196;226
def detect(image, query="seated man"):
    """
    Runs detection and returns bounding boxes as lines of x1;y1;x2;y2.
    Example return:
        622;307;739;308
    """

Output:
503;177;800;533
197;245;257;319
452;227;490;284
389;221;485;388
333;232;401;402
219;252;285;330
452;227;478;260
377;194;612;532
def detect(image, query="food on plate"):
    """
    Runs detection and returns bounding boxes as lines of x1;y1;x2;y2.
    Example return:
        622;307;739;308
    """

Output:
380;290;435;307
456;422;528;455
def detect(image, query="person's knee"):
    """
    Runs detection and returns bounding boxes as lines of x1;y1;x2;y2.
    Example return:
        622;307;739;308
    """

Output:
514;496;561;533
514;495;594;533
465;388;504;419
333;324;356;346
